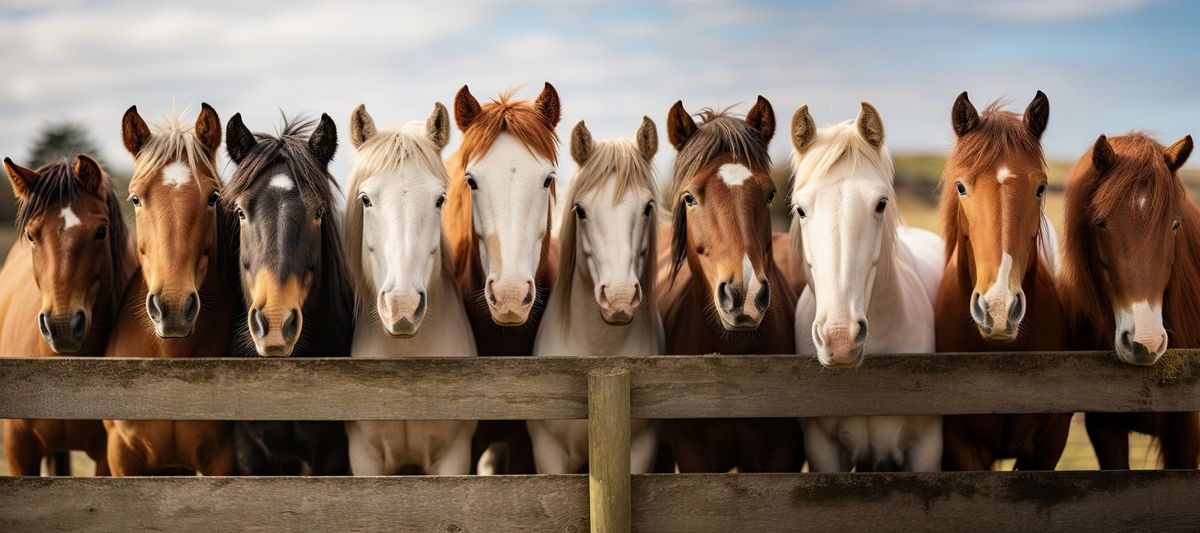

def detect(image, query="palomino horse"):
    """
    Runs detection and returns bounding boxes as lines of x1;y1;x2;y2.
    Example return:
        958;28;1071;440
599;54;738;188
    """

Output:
343;103;477;475
0;155;133;475
443;84;561;474
657;98;802;473
103;104;238;476
528;118;663;474
790;103;944;471
224;113;353;475
936;92;1071;470
1059;132;1199;469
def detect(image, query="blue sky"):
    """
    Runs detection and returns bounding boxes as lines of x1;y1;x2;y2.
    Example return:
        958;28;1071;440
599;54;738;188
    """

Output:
1;0;1197;182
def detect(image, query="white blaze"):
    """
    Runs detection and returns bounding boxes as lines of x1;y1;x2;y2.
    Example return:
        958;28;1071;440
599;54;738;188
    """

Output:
996;166;1015;184
60;205;81;230
161;162;192;187
983;252;1014;326
718;163;753;187
269;174;294;190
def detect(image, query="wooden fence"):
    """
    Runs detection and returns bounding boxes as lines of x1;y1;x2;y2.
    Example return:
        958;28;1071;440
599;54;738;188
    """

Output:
2;351;1200;532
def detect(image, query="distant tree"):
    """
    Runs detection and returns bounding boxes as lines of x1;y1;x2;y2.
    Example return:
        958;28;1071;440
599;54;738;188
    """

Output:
26;122;100;167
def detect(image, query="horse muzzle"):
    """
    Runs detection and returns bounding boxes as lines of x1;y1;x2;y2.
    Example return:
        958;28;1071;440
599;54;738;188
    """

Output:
147;291;200;338
813;318;868;368
38;309;88;354
248;307;301;357
378;289;427;337
597;282;641;325
485;276;535;326
715;277;770;331
970;289;1024;341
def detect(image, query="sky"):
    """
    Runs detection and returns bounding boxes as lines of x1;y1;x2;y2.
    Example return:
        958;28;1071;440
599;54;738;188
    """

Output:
1;0;1197;184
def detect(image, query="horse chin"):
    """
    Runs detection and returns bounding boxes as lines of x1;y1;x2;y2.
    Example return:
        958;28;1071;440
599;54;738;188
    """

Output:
716;311;763;332
153;320;195;339
976;324;1019;342
487;304;531;326
254;341;296;358
600;308;635;326
384;321;421;338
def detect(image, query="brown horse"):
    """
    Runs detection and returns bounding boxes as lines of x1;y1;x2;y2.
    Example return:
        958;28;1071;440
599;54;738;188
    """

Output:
657;98;802;473
0;155;133;475
442;84;561;474
935;91;1071;471
102;104;239;476
1059;132;1199;469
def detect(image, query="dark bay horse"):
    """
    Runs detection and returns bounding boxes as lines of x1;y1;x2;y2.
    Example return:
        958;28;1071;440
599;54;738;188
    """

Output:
442;84;561;474
657;98;802;473
1;155;133;475
1059;132;1199;469
224;113;353;475
935;92;1071;470
103;104;239;475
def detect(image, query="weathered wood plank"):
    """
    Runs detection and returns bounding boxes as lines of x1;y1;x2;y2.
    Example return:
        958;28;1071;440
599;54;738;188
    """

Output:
588;369;631;533
1;351;1198;420
2;472;1197;532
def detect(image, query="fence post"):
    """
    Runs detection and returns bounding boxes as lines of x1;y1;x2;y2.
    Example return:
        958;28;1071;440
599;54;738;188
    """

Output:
588;367;631;533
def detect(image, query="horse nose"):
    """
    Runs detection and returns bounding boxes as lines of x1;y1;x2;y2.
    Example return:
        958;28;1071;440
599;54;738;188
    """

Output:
147;293;165;322
717;279;741;311
1008;290;1026;326
598;282;641;323
752;278;770;311
379;289;427;335
182;293;199;322
38;310;87;353
815;318;867;367
38;312;51;339
281;309;299;344
970;291;989;330
70;311;86;340
1118;328;1166;366
485;276;536;325
250;308;269;339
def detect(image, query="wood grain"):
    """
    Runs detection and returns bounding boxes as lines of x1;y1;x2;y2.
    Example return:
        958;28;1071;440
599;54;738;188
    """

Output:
588;369;631;533
1;351;1198;420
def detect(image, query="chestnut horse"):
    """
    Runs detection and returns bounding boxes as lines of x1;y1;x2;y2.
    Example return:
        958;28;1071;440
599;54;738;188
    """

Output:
657;98;802;473
0;155;133;475
936;91;1071;470
1059;132;1199;469
103;104;239;475
224;113;353;475
443;84;561;474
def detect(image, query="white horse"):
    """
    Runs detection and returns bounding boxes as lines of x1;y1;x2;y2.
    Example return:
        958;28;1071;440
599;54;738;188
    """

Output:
527;118;664;474
789;103;944;472
344;103;477;476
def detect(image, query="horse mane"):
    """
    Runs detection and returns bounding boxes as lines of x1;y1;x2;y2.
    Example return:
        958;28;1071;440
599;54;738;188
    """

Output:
553;138;658;329
788;121;902;289
129;110;219;192
444;88;560;287
15;158;131;318
345;123;450;311
938;100;1048;263
669;108;772;281
1059;132;1200;347
224;116;353;328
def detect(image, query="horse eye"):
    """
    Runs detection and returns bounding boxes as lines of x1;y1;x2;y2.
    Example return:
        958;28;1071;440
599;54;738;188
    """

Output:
955;181;967;196
207;191;219;206
25;231;34;244
130;195;141;207
543;175;554;188
683;193;697;207
1036;183;1047;198
643;201;654;217
435;193;446;209
314;209;324;221
573;203;587;220
796;206;807;219
466;176;478;190
767;191;776;204
1096;220;1106;230
359;193;372;207
1173;220;1181;231
94;226;108;241
875;199;888;214
236;208;246;221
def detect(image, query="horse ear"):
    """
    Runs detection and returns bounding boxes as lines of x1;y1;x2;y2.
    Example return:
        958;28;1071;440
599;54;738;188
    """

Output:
308;113;338;167
74;154;105;194
225;113;256;165
570;121;593;165
349;104;376;149
856;102;885;148
636;116;658;161
3;157;39;201
195;103;222;158
535;82;561;129
1092;135;1116;174
667;101;698;152
121;105;151;157
1165;135;1193;174
745;95;776;144
951;91;979;138
1024;90;1050;141
426;102;451;151
454;85;482;132
791;105;816;153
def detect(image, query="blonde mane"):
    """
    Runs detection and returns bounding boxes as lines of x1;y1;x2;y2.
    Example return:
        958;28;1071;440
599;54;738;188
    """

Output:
129;110;220;190
553;138;658;328
345;123;450;309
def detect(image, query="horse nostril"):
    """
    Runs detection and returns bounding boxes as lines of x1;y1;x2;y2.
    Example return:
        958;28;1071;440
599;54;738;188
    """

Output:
70;311;86;339
250;308;268;339
485;280;498;305
754;279;770;310
598;285;610;307
415;291;428;319
855;320;868;344
1008;292;1025;324
281;309;299;342
717;281;732;309
1119;330;1134;351
182;293;199;321
522;282;534;306
38;313;50;338
147;293;165;321
970;292;987;325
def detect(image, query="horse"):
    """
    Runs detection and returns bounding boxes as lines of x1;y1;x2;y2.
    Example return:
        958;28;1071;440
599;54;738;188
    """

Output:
935;91;1071;471
789;103;944;471
527;117;664;474
342;102;477;476
0;154;133;476
656;97;802;473
443;84;561;474
223;113;353;475
1059;132;1200;469
101;104;239;476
